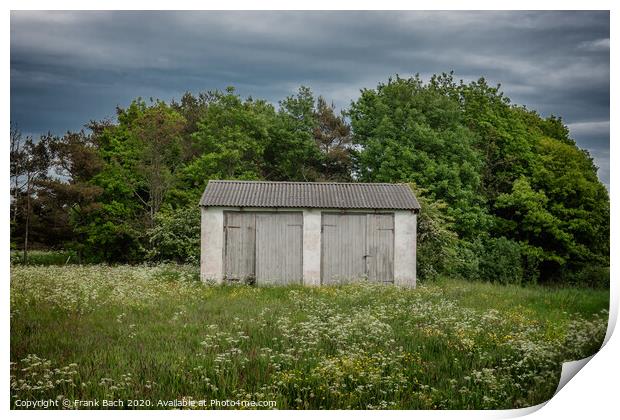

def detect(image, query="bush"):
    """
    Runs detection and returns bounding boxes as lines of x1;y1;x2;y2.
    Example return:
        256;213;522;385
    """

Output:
519;244;545;285
410;184;458;281
446;239;483;280
445;237;524;284
147;206;200;264
479;237;523;285
80;220;146;264
565;266;610;289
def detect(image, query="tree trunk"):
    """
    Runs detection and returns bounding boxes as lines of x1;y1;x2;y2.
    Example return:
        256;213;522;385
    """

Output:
23;175;31;265
12;175;19;224
10;131;21;225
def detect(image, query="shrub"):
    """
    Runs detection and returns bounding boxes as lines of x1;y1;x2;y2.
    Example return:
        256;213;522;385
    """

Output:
479;237;523;285
446;239;483;280
147;206;200;264
565;265;610;289
410;184;458;281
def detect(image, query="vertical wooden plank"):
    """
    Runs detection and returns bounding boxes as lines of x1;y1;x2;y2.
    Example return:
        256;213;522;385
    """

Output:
285;213;303;283
321;213;337;284
224;212;256;281
366;213;394;283
256;213;303;285
365;213;375;280
321;213;367;284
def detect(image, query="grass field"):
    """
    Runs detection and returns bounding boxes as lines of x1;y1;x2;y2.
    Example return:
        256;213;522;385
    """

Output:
10;250;78;266
10;265;609;409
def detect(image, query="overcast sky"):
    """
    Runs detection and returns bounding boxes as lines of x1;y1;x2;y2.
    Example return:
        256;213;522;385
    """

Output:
10;10;610;186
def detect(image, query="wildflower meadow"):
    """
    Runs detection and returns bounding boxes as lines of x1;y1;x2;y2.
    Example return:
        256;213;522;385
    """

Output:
10;265;608;409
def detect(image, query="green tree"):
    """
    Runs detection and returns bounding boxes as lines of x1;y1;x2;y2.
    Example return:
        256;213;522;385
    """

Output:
131;102;185;224
81;100;185;261
409;184;457;280
313;97;353;181
349;75;490;239
531;136;609;267
265;86;323;181
457;77;537;199
10;131;54;262
495;177;575;282
147;206;200;263
187;88;274;182
37;131;104;261
171;91;212;161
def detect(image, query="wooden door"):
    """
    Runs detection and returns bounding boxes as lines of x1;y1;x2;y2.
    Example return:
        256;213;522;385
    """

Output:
255;212;303;285
321;213;367;284
223;212;256;281
366;214;394;283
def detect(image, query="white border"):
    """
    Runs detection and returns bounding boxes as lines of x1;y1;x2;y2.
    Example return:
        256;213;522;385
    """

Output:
3;2;617;419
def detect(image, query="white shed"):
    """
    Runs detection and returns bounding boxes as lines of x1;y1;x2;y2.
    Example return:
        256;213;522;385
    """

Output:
199;180;420;287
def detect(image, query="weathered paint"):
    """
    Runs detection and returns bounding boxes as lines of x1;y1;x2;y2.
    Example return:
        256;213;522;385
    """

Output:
302;209;322;286
366;213;395;283
200;207;417;287
394;211;417;287
320;213;396;284
223;212;256;281
255;212;303;285
200;207;224;283
321;213;368;284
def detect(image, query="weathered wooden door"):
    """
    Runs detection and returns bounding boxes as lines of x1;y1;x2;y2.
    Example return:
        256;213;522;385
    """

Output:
321;213;367;284
321;212;394;284
255;212;303;285
366;214;394;283
224;212;256;281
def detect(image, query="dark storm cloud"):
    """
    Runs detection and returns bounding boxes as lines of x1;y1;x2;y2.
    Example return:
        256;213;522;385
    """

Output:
10;10;610;185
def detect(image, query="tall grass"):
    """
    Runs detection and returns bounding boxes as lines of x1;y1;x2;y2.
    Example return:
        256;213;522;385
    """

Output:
10;265;609;409
10;250;78;266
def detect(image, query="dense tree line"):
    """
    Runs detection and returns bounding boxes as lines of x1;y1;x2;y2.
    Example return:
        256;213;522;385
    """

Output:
10;74;609;286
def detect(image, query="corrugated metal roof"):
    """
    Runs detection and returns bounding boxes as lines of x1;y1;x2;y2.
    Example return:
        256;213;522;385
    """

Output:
199;180;420;210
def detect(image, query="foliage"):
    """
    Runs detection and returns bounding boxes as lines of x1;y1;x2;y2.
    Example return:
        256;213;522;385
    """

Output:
11;266;609;409
350;73;608;285
146;206;200;264
10;129;55;258
38;131;104;261
9;73;609;285
478;237;524;285
188;88;274;181
563;266;610;289
312;97;354;181
267;86;323;181
80;201;146;263
349;75;490;240
96;100;186;225
409;183;457;280
444;239;484;281
10;250;78;266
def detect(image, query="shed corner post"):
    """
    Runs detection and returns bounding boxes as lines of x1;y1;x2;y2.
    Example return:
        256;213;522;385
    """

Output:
302;208;322;287
394;210;417;288
411;210;417;288
201;206;225;284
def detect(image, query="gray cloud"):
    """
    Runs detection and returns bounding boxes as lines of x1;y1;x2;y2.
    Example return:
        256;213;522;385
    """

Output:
10;10;609;185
